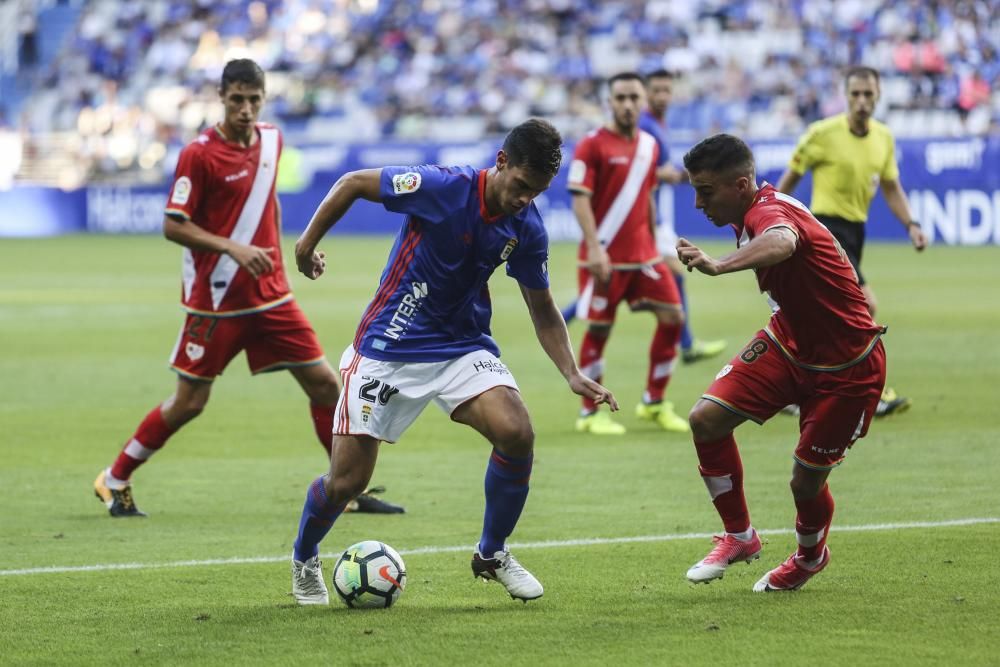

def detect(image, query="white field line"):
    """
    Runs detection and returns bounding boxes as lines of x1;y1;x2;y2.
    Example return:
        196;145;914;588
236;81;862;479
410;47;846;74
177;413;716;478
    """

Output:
1;516;996;577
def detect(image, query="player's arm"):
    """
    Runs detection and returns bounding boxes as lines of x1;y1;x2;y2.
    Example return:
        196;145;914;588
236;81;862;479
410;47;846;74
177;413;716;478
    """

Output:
880;178;927;251
294;168;383;279
677;227;797;276
656;163;688;185
162;215;275;279
775;169;802;195
648;191;657;241
571;192;611;283
518;285;618;411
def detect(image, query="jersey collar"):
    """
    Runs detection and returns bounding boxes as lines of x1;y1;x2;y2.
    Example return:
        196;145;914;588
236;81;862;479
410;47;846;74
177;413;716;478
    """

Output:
477;169;503;224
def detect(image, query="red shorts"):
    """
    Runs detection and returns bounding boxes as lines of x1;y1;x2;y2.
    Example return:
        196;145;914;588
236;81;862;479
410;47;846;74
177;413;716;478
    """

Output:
576;263;681;324
168;300;325;381
702;331;886;469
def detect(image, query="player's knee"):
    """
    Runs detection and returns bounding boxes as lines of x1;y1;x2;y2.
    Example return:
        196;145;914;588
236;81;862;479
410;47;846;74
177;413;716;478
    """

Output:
789;472;825;500
329;472;369;506
657;308;684;327
688;402;724;442
173;395;208;423
492;420;534;458
587;323;611;340
313;377;340;405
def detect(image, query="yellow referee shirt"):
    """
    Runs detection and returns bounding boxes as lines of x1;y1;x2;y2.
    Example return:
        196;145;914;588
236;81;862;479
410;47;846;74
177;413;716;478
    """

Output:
788;113;899;223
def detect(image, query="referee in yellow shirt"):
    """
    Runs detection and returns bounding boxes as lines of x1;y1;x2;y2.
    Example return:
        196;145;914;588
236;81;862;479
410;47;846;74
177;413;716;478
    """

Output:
777;66;927;417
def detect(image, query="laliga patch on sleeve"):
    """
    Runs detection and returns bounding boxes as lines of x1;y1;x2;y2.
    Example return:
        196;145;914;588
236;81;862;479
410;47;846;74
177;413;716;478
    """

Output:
171;176;192;205
392;172;422;195
568;159;586;184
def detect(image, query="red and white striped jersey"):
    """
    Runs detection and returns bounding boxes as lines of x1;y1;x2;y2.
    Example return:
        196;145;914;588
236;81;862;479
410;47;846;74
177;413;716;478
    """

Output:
165;122;290;317
568;127;660;266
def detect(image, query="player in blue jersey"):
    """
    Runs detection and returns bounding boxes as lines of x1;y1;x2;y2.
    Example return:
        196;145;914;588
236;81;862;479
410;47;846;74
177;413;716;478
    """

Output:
638;69;726;366
287;119;618;605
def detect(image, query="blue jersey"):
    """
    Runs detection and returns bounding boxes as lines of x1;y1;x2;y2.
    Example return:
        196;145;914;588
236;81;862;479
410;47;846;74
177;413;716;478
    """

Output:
638;109;670;166
352;165;550;362
639;109;671;225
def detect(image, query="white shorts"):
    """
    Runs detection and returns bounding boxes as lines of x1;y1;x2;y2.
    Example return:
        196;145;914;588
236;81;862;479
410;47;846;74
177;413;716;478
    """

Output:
655;186;678;256
655;220;678;257
333;345;520;443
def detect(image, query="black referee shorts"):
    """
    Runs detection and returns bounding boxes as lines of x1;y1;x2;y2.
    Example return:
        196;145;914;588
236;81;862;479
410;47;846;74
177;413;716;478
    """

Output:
815;214;867;285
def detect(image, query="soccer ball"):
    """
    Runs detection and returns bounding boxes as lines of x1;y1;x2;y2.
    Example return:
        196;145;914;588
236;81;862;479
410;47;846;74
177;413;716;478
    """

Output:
332;540;407;609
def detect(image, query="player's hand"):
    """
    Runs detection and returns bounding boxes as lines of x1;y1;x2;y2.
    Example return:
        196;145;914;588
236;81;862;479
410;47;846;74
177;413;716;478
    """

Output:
909;224;927;252
568;373;619;412
295;246;327;280
584;245;612;283
227;243;275;278
676;237;721;276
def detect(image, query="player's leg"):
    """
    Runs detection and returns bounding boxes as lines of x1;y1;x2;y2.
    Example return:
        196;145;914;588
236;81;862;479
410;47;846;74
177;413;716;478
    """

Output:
291;433;380;605
754;343;884;592
575;268;625;435
560;298;579;324
244;300;341;456
686;335;798;583
95;376;212;517
629;264;687;432
290;345;430;604
685;398;762;582
451;385;543;601
95;313;241;517
658;220;725;363
289;361;341;457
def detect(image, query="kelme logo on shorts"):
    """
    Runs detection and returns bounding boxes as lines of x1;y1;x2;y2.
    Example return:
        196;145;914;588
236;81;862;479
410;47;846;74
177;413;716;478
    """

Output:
392;172;422;194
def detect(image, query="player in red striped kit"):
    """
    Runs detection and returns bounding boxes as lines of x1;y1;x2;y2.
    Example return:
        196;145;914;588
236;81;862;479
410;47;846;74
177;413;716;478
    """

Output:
92;59;341;517
568;72;687;436
677;134;886;591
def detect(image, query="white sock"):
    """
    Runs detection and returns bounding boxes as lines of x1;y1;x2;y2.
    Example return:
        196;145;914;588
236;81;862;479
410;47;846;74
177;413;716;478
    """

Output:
104;468;129;490
797;553;825;570
728;527;754;542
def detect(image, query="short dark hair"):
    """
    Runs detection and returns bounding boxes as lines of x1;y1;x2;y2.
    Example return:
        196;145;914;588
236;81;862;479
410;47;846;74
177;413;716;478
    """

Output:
608;71;645;89
221;59;266;93
844;65;880;87
644;68;674;82
503;118;563;178
682;133;755;177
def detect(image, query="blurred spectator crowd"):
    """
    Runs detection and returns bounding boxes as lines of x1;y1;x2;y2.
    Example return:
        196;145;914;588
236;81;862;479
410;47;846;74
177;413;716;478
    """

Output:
1;0;998;186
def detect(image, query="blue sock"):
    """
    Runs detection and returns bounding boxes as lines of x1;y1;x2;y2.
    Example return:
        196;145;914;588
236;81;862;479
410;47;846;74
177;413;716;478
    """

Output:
293;475;345;562
478;449;533;557
560;299;577;324
675;272;694;351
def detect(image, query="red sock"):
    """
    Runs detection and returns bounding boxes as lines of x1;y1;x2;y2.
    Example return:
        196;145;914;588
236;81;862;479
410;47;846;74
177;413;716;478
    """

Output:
310;403;334;457
794;484;835;562
579;329;609;413
645;323;680;403
694;434;750;534
110;406;176;481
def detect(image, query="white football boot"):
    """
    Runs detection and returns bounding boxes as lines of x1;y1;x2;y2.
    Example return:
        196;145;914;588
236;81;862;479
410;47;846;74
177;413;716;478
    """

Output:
291;554;329;605
472;548;544;602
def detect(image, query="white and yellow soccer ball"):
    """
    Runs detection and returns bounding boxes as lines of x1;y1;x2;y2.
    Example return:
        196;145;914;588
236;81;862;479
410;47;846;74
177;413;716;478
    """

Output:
332;540;407;609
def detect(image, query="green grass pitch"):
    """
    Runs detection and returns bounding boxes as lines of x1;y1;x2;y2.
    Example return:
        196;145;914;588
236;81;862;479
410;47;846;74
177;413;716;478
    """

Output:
1;235;998;666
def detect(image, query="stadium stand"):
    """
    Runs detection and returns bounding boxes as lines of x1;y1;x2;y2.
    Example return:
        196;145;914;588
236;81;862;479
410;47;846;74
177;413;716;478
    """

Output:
1;0;998;188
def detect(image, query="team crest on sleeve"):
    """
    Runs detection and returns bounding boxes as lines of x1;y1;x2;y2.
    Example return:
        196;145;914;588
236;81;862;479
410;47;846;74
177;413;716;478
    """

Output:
500;237;518;261
392;172;422;194
171;176;192;205
568;159;586;184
